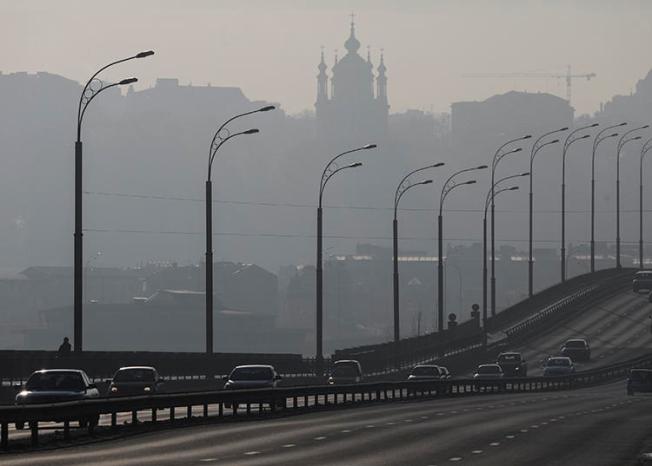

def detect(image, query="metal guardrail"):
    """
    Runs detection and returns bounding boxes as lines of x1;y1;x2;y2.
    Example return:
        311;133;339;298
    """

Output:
3;348;651;451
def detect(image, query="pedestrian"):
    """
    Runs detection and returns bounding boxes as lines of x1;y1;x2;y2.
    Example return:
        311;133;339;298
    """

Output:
58;337;71;355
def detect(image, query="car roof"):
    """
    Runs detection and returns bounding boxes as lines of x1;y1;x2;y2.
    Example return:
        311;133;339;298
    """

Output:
565;338;587;343
232;365;275;370
117;366;157;371
635;270;652;275
548;356;572;362
333;359;360;365
479;363;500;368
32;369;86;375
413;364;439;369
498;351;520;356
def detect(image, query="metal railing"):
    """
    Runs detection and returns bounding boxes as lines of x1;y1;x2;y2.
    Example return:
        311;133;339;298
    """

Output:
2;348;651;451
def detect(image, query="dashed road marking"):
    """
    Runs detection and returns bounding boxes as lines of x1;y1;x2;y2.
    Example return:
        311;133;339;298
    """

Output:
199;459;218;463
244;451;260;456
490;442;500;447
282;444;296;448
472;449;483;454
314;436;327;440
341;429;351;433
505;434;516;439
449;457;463;462
520;429;529;433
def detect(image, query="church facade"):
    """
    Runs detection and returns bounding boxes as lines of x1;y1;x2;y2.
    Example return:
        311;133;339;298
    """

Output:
315;21;389;141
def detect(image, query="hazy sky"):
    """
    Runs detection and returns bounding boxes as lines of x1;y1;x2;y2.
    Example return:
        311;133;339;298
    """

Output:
2;0;651;115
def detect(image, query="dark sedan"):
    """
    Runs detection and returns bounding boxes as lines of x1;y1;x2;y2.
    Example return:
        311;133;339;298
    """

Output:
108;366;164;396
14;369;100;429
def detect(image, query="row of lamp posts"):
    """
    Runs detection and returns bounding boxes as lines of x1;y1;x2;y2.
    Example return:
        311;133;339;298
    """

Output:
71;53;652;360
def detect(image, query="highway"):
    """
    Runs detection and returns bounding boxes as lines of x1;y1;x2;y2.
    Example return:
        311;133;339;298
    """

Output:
504;290;652;375
1;381;650;465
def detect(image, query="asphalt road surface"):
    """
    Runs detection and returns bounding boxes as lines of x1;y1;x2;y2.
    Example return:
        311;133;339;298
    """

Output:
2;381;651;466
500;290;652;376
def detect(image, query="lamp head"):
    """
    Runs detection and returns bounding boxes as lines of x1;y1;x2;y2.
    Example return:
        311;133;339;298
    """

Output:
508;186;519;191
511;147;523;153
258;105;276;112
349;162;363;168
476;165;488;170
433;162;445;168
136;50;155;58
421;179;434;185
619;122;628;127
580;134;590;139
362;144;377;150
609;133;619;138
632;136;643;141
243;128;259;135
520;172;530;177
642;125;650;129
465;180;477;185
119;77;138;85
549;139;560;144
591;123;599;127
522;135;533;140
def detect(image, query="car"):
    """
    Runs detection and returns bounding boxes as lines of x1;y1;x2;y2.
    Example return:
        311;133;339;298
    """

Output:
14;369;100;429
627;369;652;395
223;365;282;390
560;338;591;361
328;360;363;385
473;364;504;379
542;356;575;376
222;365;283;409
496;352;528;377
108;366;164;396
633;270;652;293
407;365;444;381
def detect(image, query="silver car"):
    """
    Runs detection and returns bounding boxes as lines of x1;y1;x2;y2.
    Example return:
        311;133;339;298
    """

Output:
408;365;444;380
473;364;504;379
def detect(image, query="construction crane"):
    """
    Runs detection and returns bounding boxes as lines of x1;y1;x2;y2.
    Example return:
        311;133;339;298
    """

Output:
462;65;596;106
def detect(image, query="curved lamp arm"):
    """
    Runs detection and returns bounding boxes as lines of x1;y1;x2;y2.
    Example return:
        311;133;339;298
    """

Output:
485;172;528;211
394;163;444;210
207;129;259;180
319;162;362;205
484;186;519;217
77;51;154;140
395;179;433;219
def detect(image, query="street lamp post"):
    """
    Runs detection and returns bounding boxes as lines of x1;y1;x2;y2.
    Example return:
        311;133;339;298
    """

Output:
74;50;154;352
616;125;648;269
483;173;527;341
641;139;652;269
591;123;626;271
438;165;486;332
205;107;274;354
316;144;376;375
491;135;530;317
561;124;597;282
528;128;567;296
483;184;519;346
393;164;442;343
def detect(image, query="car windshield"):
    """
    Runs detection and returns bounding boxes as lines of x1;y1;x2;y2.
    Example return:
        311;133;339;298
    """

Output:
113;368;156;382
498;354;521;362
630;371;652;381
565;340;586;348
411;366;438;376
478;365;500;374
547;358;570;367
25;372;85;391
332;363;360;377
230;367;273;381
635;272;652;279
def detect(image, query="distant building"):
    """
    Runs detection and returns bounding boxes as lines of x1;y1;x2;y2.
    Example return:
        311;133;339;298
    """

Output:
315;20;389;141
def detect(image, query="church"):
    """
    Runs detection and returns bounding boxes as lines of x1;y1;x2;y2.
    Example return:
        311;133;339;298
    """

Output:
315;20;389;142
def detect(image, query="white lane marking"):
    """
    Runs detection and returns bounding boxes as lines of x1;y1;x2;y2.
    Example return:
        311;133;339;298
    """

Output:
472;449;483;454
490;442;500;447
421;416;429;419
341;429;351;433
437;412;445;416
505;434;516;439
282;444;296;448
244;451;260;456
199;459;218;463
385;422;396;425
314;436;327;440
366;425;376;428
449;457;463;462
520;429;529;433
530;425;539;429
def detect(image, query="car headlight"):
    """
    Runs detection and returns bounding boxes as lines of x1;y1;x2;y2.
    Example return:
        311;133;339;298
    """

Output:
328;377;334;385
110;386;118;393
144;386;151;392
